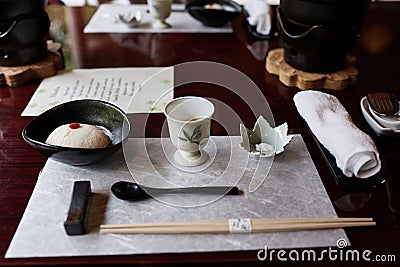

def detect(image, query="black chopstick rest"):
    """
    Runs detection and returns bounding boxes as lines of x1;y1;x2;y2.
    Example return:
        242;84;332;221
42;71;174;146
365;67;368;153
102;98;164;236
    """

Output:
64;181;92;235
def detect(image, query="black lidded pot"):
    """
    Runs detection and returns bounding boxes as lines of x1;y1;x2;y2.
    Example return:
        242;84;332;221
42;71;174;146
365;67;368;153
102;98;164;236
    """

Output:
0;0;50;66
278;0;371;73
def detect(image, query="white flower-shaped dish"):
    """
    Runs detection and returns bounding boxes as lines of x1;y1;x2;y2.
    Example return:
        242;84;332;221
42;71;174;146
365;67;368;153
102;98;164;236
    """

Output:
240;115;294;157
118;10;143;28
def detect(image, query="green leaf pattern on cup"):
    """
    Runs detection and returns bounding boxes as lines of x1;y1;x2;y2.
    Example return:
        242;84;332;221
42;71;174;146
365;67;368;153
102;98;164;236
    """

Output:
178;125;202;145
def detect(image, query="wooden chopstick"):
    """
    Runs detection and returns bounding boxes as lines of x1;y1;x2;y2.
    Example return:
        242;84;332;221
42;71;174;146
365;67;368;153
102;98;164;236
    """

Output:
100;217;373;229
99;217;375;234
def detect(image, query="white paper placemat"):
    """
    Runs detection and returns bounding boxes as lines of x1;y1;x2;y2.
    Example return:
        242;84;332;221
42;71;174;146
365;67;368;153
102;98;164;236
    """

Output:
21;67;173;116
83;4;233;33
6;135;347;258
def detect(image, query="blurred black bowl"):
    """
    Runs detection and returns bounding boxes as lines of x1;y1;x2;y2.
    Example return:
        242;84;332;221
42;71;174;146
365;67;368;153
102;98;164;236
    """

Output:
186;0;241;27
22;99;131;166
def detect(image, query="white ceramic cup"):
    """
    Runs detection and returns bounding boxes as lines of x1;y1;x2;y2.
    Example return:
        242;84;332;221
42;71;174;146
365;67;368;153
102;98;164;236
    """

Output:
164;96;215;167
147;0;172;29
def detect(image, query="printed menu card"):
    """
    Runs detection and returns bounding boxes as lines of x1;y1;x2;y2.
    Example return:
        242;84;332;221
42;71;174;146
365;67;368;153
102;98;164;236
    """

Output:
21;67;174;116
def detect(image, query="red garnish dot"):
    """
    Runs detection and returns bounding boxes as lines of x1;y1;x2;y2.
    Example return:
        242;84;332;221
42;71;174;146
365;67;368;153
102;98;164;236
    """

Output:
69;123;80;129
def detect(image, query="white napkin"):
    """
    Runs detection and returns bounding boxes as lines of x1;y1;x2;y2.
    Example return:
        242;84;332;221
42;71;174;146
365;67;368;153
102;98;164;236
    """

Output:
244;0;279;36
293;91;381;178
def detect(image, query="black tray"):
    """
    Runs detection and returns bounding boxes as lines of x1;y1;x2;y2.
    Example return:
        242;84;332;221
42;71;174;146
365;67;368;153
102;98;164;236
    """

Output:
310;132;387;192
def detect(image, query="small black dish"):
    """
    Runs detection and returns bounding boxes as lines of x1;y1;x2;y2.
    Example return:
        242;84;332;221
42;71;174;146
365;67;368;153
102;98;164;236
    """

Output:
22;99;131;166
186;0;241;28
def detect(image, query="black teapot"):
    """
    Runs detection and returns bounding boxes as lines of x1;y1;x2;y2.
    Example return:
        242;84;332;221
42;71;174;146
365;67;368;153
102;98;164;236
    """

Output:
0;0;50;66
278;0;371;73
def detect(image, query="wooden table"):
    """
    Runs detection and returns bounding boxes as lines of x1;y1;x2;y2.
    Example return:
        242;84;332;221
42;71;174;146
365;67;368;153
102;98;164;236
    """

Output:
1;2;399;265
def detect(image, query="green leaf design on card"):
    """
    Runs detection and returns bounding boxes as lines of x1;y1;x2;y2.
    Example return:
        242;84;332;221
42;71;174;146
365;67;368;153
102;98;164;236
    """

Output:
48;101;59;107
29;103;38;108
146;100;158;112
161;79;171;84
36;89;48;94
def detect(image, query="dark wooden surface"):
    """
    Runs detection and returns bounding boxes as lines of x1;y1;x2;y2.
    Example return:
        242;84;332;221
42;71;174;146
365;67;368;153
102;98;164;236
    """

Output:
1;2;399;265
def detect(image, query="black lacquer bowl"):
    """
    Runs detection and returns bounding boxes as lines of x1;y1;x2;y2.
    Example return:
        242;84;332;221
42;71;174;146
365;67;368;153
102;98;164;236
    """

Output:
22;99;131;165
186;0;241;27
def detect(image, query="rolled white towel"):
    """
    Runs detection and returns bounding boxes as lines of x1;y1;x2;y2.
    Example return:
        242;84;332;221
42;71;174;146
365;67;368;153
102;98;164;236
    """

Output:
293;91;381;178
244;0;279;36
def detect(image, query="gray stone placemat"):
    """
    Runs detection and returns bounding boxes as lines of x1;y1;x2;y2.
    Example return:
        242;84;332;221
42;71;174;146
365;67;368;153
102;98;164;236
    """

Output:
6;135;347;258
